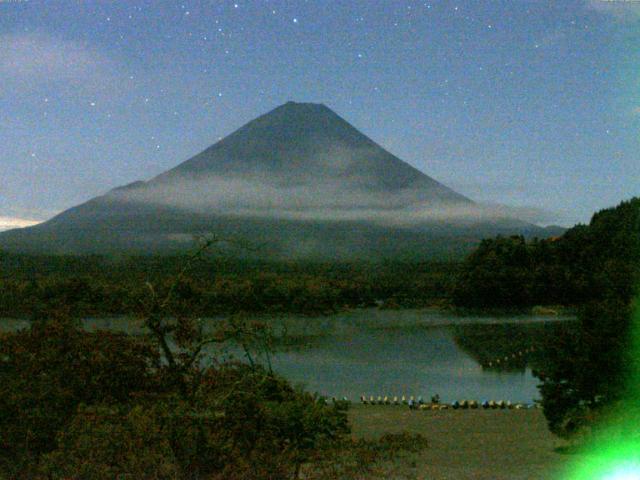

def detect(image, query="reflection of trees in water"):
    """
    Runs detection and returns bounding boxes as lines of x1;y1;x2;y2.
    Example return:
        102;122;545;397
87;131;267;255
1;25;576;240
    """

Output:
453;321;579;373
270;334;323;353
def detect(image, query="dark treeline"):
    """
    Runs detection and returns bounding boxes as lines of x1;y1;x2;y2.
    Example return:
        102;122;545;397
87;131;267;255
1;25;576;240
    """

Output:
0;253;457;318
452;235;579;309
452;199;640;310
454;198;640;439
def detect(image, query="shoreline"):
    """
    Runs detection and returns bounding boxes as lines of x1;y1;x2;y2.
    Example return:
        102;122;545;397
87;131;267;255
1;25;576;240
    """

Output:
0;307;576;335
0;306;576;333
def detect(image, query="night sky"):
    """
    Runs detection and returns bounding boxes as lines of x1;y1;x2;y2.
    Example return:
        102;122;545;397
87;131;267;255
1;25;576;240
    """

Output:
1;0;639;230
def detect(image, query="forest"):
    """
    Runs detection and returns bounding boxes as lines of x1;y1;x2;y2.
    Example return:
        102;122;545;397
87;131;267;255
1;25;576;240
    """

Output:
453;198;640;438
452;198;640;311
0;253;457;317
1;198;638;478
0;239;430;478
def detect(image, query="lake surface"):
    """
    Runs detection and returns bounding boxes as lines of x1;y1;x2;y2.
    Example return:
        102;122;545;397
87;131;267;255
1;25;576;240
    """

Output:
252;309;572;403
0;309;574;403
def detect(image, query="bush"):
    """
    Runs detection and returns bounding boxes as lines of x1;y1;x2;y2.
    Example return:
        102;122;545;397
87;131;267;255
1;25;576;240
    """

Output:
0;313;159;476
40;404;180;480
0;315;354;479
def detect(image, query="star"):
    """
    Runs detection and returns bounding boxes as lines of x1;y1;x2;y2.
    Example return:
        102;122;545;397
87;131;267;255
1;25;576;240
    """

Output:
293;18;298;23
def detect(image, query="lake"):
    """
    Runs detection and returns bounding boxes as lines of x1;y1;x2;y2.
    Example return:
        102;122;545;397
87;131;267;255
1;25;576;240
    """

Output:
0;309;575;403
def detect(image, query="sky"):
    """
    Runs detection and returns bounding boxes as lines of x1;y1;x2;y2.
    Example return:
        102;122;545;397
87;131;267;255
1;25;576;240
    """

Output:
1;0;639;230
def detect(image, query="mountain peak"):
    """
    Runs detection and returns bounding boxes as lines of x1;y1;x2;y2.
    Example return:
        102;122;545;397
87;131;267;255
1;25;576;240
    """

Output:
247;101;342;130
156;102;469;205
280;100;329;108
251;100;339;127
1;102;521;258
277;100;333;113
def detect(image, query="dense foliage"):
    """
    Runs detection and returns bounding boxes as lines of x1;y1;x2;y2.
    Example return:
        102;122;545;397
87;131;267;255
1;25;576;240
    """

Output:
2;311;430;479
454;198;640;438
537;199;640;438
452;199;640;311
0;314;161;476
0;244;428;478
0;255;456;318
452;234;581;309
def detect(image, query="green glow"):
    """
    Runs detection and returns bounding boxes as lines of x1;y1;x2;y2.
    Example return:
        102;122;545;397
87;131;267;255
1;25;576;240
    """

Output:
564;437;640;480
603;467;640;480
563;302;640;480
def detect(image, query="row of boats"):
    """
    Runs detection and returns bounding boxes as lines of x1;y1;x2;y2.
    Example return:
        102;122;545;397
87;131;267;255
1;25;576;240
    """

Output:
358;396;539;410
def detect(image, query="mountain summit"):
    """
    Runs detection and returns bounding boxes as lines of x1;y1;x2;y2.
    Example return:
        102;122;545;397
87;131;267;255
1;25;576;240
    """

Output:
0;102;541;258
151;101;470;205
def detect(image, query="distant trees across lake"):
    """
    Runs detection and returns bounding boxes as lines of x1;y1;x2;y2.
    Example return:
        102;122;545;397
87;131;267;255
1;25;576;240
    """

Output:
0;254;457;318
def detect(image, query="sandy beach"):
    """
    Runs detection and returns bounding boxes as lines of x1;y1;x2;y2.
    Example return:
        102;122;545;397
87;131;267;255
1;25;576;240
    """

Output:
349;405;575;480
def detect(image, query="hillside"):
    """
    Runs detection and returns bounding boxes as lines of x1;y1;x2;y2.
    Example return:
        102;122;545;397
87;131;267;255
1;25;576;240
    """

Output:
0;102;550;259
452;197;640;308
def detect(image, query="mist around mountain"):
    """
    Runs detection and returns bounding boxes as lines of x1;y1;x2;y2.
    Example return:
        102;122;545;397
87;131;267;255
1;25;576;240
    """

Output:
0;102;559;259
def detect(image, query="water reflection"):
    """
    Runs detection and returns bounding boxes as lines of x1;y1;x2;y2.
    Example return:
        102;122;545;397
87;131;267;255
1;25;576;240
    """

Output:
0;309;575;403
250;309;576;403
452;322;577;374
